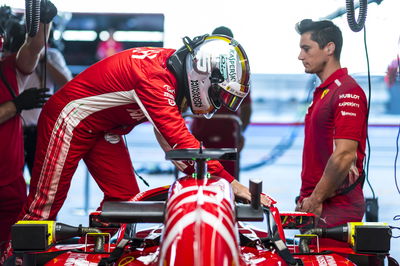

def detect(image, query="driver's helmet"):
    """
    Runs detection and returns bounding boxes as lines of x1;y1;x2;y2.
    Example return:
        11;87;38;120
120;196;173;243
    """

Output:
185;35;250;119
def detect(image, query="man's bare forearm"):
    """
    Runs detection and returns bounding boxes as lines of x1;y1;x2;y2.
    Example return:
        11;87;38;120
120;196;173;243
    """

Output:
0;101;17;124
309;150;355;203
16;22;51;74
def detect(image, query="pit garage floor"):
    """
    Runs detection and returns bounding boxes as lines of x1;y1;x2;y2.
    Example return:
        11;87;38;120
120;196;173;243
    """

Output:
49;116;400;261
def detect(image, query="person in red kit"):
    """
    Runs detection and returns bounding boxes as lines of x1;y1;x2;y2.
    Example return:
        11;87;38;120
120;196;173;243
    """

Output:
0;2;55;261
294;19;367;228
21;34;269;222
96;28;123;61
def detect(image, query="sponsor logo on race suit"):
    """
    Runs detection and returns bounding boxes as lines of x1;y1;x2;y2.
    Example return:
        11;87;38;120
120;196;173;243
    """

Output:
338;102;360;108
339;93;360;100
163;85;176;106
104;132;121;144
126;108;145;121
131;48;161;59
341;111;357;117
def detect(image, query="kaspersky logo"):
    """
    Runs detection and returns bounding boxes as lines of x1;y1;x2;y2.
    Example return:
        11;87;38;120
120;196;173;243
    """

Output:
228;50;237;82
190;80;203;108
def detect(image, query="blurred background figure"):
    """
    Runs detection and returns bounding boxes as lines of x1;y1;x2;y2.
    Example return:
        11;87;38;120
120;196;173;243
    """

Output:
189;26;252;179
96;28;123;60
21;26;72;176
0;1;55;261
384;40;400;114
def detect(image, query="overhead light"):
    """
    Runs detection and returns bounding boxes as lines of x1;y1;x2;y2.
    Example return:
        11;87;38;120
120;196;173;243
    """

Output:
62;30;98;41
99;31;111;41
113;31;163;42
53;30;62;40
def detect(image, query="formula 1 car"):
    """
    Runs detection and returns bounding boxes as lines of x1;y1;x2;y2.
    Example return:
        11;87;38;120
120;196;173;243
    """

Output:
9;148;399;265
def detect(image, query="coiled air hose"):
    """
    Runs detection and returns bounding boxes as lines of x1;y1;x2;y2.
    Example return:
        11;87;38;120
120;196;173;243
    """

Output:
25;0;40;37
346;0;368;32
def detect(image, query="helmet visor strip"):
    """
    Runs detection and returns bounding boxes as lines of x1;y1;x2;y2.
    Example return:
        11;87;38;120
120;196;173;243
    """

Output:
219;86;245;111
222;43;250;111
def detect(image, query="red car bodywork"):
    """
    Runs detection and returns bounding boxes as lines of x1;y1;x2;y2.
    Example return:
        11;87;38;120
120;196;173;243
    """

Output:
15;176;397;266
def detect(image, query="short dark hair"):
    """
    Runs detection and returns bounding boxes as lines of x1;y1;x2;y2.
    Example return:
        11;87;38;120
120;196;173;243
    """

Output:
295;19;343;60
212;26;234;38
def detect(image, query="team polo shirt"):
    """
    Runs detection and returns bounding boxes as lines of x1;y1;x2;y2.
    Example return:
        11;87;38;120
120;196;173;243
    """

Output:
0;55;24;186
300;68;367;198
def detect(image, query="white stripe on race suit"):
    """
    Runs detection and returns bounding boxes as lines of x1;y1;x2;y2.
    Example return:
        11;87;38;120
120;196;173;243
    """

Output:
28;90;137;219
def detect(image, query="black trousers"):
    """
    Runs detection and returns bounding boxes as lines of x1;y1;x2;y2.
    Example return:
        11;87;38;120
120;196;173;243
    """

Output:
23;125;38;176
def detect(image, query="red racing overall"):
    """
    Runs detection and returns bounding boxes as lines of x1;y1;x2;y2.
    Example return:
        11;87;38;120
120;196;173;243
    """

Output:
21;48;234;220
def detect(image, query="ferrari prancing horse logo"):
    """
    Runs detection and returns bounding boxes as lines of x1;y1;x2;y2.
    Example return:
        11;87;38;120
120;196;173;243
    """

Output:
321;89;330;99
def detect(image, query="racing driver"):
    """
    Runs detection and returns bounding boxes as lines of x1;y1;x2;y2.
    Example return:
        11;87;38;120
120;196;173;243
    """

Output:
20;34;266;221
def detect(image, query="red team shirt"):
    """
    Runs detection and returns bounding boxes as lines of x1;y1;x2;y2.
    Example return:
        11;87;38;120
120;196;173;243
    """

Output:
0;55;28;253
0;55;24;186
22;47;234;220
300;68;367;227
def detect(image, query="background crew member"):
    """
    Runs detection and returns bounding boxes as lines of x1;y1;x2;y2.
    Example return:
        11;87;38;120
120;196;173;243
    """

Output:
21;39;72;175
0;1;56;261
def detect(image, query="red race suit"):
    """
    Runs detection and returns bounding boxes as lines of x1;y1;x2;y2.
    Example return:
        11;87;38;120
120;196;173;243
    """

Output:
21;48;234;220
300;68;367;228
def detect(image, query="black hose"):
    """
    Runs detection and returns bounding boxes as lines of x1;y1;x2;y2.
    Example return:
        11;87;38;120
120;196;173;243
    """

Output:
346;0;368;32
25;0;40;37
298;228;323;253
81;227;105;253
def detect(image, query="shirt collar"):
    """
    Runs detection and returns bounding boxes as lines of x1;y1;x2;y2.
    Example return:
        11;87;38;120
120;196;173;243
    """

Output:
316;68;348;90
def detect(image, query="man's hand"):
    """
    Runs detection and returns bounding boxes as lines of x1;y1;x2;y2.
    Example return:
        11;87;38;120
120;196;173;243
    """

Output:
231;179;271;206
231;180;251;202
348;162;359;185
13;87;51;113
296;196;323;217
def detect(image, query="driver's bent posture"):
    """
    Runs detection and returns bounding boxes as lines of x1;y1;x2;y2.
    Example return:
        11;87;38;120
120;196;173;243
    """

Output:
20;35;261;221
